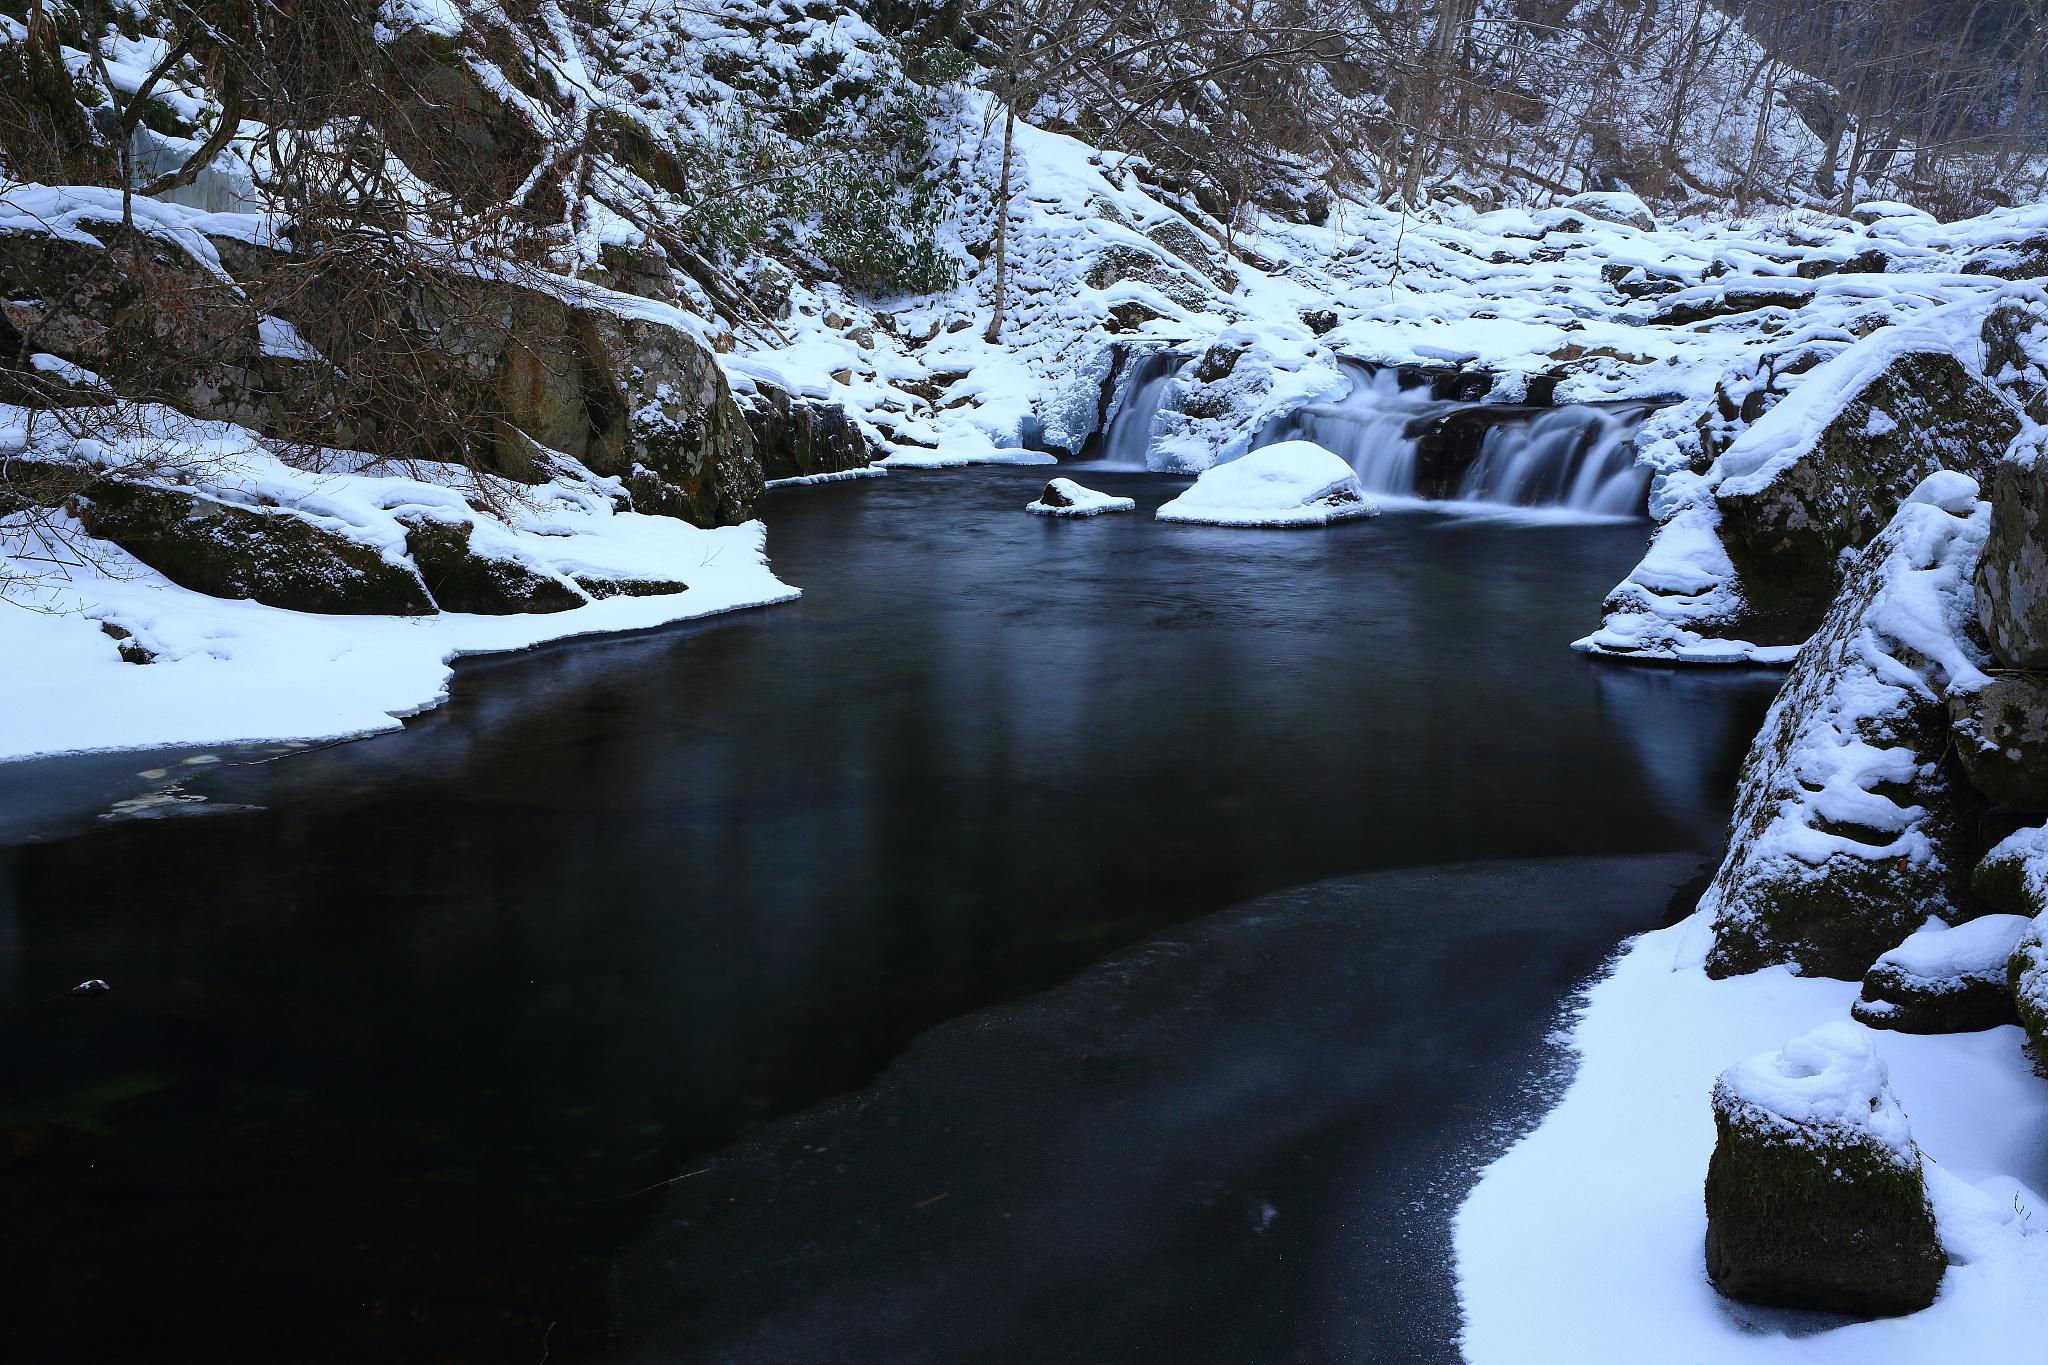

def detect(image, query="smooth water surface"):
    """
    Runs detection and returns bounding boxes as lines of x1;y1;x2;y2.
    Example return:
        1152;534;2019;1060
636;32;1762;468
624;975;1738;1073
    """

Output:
0;467;1782;1362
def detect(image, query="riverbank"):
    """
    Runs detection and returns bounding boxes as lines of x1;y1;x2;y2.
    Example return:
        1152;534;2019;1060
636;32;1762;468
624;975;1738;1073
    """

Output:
1457;912;2048;1364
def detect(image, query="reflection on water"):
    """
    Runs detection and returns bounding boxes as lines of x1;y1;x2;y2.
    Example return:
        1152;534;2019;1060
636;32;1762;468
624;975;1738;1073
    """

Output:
0;468;1782;1362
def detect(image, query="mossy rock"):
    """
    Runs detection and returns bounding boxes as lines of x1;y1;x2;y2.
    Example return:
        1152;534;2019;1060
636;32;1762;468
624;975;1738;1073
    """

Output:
398;515;583;615
1716;349;2018;643
1949;675;2048;811
1704;492;1990;980
78;482;432;616
572;575;688;600
1705;1035;1944;1318
1852;916;2028;1034
1140;220;1239;291
741;384;880;483
0;226;314;433
2010;913;2048;1057
1975;453;2048;669
1705;1098;1944;1316
1972;828;2048;915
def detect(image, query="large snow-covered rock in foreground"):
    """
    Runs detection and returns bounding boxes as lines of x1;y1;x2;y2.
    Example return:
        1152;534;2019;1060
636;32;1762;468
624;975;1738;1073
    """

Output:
1581;327;2019;663
1025;478;1135;518
1705;1023;1945;1317
1702;472;1992;980
1852;914;2028;1034
1154;441;1376;528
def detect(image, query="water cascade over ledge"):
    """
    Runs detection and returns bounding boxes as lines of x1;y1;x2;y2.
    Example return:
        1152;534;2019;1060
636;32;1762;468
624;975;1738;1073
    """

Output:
1091;357;1655;517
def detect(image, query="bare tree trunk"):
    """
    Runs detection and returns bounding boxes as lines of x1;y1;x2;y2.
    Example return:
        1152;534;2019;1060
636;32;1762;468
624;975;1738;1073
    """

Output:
984;106;1015;345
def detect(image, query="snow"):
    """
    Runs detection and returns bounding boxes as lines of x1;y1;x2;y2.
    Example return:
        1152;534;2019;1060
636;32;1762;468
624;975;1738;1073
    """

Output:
1154;441;1377;528
1715;1021;1917;1161
1866;915;2029;991
1457;913;2048;1365
0;409;796;763
1024;478;1135;518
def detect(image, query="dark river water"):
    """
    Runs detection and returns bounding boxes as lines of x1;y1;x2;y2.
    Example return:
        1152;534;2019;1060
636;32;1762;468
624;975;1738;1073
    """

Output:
0;467;1782;1363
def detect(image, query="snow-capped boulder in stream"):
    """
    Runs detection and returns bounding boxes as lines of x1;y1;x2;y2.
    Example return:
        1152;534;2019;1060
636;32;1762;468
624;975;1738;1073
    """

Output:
1154;442;1376;528
1702;472;1992;980
1580;326;2020;663
1705;1023;1945;1317
1025;479;1135;518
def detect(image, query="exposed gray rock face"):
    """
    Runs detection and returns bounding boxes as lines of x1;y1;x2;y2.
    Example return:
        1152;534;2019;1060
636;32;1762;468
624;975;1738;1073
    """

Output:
1975;444;2048;668
0;225;318;433
1081;243;1216;311
76;481;433;616
1705;1025;1944;1318
1949;675;2048;812
1852;914;2028;1033
1703;475;1991;980
398;515;584;615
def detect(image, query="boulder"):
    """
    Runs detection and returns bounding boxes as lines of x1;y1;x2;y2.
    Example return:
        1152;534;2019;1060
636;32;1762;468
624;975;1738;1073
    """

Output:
2012;911;2048;1057
1155;442;1376;528
1975;445;2048;668
1971;823;2048;916
1852;914;2028;1033
1081;244;1215;311
1562;191;1656;232
1714;347;2018;644
1704;475;1991;980
1025;478;1136;518
398;515;584;615
740;382;883;484
77;481;433;616
1949;674;2048;811
0;225;318;433
1705;1023;1944;1317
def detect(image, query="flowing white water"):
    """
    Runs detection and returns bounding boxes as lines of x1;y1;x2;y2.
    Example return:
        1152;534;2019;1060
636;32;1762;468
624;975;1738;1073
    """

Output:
1454;405;1650;516
1258;367;1458;496
1098;351;1183;470
1250;365;1652;516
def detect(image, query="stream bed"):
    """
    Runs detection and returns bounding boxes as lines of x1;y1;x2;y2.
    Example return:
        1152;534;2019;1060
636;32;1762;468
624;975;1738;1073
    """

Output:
0;467;1783;1362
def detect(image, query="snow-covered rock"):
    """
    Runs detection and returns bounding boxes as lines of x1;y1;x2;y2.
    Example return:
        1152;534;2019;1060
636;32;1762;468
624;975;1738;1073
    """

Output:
1702;473;1993;980
1563;192;1656;234
1948;674;2048;812
1975;432;2048;668
1853;915;2028;1034
1154;441;1376;528
1581;324;2020;663
1024;478;1135;518
1705;1022;1944;1317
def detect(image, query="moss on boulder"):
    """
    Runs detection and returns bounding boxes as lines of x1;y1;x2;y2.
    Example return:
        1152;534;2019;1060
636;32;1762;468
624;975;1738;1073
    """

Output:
1852;914;2027;1034
739;382;881;484
1704;478;1991;980
398;515;584;615
1705;1025;1944;1317
77;481;433;616
1714;349;2018;644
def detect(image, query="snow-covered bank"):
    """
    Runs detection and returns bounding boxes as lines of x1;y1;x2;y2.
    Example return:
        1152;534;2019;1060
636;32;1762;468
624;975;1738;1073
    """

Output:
1455;913;2048;1365
0;420;796;762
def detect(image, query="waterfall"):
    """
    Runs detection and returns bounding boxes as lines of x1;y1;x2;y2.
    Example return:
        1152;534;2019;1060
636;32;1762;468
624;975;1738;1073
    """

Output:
1256;366;1455;496
1096;351;1182;469
1453;406;1650;516
1254;364;1651;516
